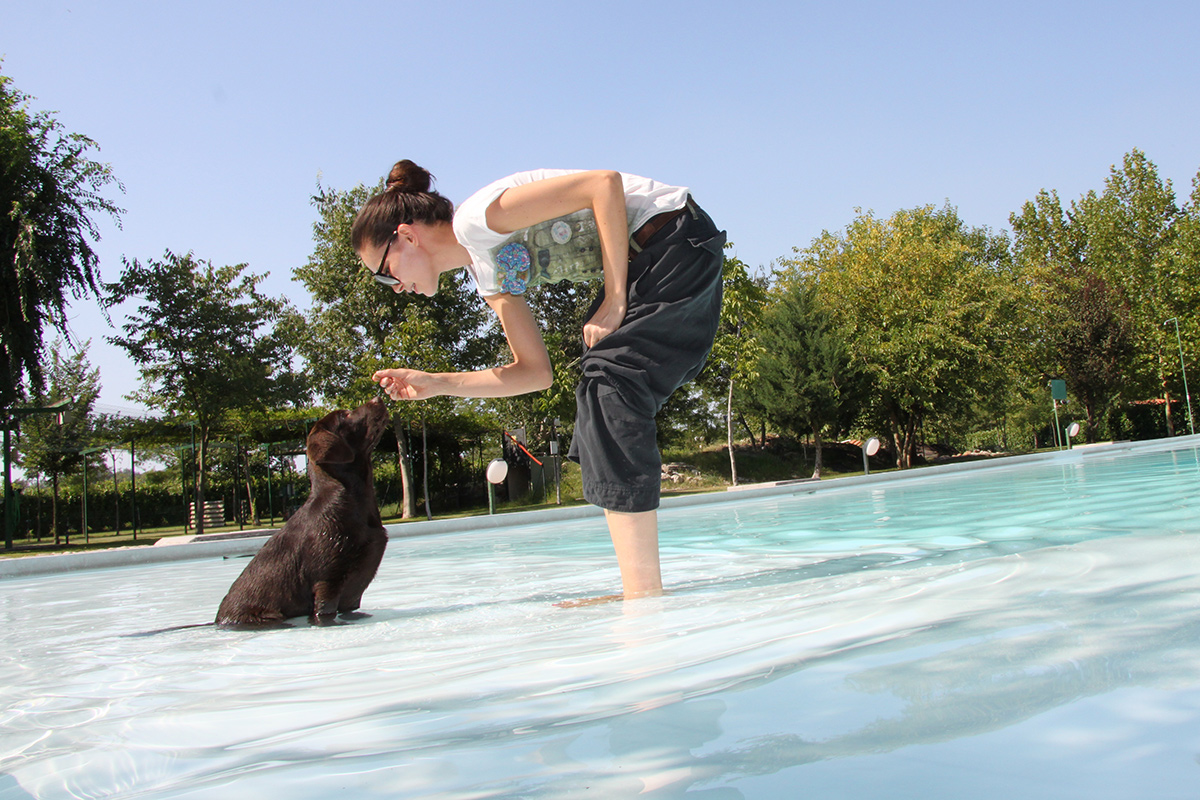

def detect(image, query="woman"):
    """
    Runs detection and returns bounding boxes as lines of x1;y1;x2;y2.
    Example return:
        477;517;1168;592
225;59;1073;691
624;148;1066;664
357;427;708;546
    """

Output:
353;160;725;601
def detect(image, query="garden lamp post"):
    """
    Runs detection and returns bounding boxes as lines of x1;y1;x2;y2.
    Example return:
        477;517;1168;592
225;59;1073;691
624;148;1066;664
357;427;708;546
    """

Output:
486;459;508;515
861;437;881;475
1065;421;1081;450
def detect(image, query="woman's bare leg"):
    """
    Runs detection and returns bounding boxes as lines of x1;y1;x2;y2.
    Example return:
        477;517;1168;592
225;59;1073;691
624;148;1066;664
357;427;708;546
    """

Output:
605;509;663;599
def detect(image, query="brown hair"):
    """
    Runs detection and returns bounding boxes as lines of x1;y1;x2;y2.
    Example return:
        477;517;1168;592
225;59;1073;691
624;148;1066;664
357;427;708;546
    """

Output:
351;160;455;251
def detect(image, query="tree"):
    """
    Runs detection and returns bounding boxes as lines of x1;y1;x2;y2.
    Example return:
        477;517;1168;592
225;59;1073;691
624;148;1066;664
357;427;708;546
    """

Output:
1012;151;1200;439
1171;168;1200;433
19;339;100;544
792;205;1014;468
752;275;861;477
1011;189;1135;439
1084;151;1187;434
0;66;122;407
701;250;765;485
103;251;302;535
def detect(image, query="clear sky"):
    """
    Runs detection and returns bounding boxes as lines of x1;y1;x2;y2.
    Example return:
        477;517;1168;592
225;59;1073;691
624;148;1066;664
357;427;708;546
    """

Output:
4;0;1199;416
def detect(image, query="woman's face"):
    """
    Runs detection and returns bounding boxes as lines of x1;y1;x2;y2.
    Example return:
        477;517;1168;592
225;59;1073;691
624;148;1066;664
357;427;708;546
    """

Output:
361;227;438;296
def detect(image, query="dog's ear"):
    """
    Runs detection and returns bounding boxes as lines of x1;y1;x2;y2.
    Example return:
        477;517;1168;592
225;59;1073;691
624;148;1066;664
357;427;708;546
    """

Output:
309;417;356;466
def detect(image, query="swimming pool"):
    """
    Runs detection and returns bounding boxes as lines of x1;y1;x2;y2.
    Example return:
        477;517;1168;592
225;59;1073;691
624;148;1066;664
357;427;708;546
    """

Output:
2;440;1200;798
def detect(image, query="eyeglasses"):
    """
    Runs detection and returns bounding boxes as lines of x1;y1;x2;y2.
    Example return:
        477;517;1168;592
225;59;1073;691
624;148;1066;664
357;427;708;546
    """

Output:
371;234;401;286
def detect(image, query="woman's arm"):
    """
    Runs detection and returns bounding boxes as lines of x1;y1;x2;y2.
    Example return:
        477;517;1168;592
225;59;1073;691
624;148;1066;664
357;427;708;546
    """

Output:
486;170;629;347
373;292;553;400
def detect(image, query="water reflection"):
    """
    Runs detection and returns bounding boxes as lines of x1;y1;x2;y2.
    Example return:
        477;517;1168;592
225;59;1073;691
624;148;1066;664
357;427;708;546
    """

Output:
4;445;1200;797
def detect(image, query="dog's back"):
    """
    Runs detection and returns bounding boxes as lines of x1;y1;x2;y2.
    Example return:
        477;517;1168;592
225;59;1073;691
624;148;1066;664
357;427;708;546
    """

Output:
216;399;391;626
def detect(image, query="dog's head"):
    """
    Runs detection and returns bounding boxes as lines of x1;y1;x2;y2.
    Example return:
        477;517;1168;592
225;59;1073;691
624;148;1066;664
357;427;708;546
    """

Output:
306;398;391;480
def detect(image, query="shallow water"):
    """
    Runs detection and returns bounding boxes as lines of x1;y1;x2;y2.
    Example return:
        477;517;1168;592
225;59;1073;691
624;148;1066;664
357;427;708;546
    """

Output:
3;443;1200;798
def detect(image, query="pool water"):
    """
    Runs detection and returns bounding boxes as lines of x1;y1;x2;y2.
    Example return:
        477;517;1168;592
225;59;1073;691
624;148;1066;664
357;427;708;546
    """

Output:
3;442;1200;798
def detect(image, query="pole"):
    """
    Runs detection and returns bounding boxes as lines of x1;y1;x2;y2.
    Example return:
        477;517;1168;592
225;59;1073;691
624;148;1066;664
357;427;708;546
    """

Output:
264;443;274;525
190;422;201;536
235;434;244;531
4;421;13;551
78;446;107;544
1166;318;1195;436
1052;400;1062;449
81;454;89;544
130;438;138;542
550;418;561;505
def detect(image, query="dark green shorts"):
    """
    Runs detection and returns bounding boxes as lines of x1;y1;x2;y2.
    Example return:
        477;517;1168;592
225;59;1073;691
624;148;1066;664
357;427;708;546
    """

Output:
567;200;725;513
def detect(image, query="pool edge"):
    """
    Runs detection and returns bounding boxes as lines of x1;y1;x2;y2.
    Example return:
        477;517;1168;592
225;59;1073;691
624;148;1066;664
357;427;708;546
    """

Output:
4;434;1196;579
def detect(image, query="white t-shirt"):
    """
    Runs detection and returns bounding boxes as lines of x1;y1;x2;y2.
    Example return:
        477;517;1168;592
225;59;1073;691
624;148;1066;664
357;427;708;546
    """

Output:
452;169;690;296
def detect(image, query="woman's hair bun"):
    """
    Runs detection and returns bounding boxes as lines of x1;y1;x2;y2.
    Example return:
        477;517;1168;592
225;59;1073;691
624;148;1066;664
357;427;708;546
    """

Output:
385;159;433;193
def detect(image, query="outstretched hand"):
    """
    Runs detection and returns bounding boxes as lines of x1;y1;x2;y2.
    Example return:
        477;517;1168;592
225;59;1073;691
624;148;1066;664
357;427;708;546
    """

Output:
373;368;440;401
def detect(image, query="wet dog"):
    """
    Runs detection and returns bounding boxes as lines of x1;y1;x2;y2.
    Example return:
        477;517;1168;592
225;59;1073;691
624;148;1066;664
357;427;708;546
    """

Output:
216;398;391;626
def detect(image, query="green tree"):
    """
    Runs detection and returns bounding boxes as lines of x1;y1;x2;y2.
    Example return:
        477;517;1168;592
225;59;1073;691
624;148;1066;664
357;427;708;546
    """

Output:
1013;151;1200;439
1085;150;1188;434
1170;169;1200;433
1011;189;1136;439
752;275;861;477
0;67;123;407
793;205;1014;468
19;339;100;544
701;250;766;485
102;251;302;535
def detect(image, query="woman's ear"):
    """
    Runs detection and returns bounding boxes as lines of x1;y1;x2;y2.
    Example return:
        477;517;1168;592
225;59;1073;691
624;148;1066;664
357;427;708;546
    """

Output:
395;223;418;247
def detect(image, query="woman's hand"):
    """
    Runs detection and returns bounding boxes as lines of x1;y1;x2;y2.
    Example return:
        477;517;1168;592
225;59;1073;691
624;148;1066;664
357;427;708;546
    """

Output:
583;294;627;348
373;368;442;401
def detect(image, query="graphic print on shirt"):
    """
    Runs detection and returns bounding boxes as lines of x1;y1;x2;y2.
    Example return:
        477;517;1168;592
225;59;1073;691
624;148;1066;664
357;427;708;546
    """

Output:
487;209;603;295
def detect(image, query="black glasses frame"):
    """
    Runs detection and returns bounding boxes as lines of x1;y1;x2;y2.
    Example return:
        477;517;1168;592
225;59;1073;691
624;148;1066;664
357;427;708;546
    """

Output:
371;234;401;286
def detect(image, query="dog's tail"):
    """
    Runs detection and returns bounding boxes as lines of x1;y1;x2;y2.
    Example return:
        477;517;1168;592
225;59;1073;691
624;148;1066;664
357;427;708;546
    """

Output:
122;622;214;638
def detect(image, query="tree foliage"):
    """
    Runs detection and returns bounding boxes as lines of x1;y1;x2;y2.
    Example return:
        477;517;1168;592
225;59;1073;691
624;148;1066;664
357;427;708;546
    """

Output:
102;251;302;533
702;250;765;483
752;273;861;477
0;66;123;406
786;204;1014;467
1012;150;1200;438
19;339;100;543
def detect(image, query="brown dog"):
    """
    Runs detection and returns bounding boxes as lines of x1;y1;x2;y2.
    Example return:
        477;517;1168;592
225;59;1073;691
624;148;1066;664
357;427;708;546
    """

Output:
216;398;391;626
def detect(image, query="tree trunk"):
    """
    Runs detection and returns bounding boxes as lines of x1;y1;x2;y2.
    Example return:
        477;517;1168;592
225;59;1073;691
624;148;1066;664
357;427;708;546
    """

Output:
194;434;209;537
241;446;258;524
394;417;416;519
1162;351;1175;437
110;450;121;533
1164;391;1175;437
811;427;824;479
738;412;758;448
51;471;61;546
889;413;905;469
422;416;432;520
889;410;919;469
727;379;738;486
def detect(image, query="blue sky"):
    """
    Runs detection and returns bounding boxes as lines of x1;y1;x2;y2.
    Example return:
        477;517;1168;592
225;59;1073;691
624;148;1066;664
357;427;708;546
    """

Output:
4;0;1199;416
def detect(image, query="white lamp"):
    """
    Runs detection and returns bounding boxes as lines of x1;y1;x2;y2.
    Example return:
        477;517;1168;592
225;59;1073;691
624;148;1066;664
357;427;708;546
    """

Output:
862;437;881;475
486;459;509;515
